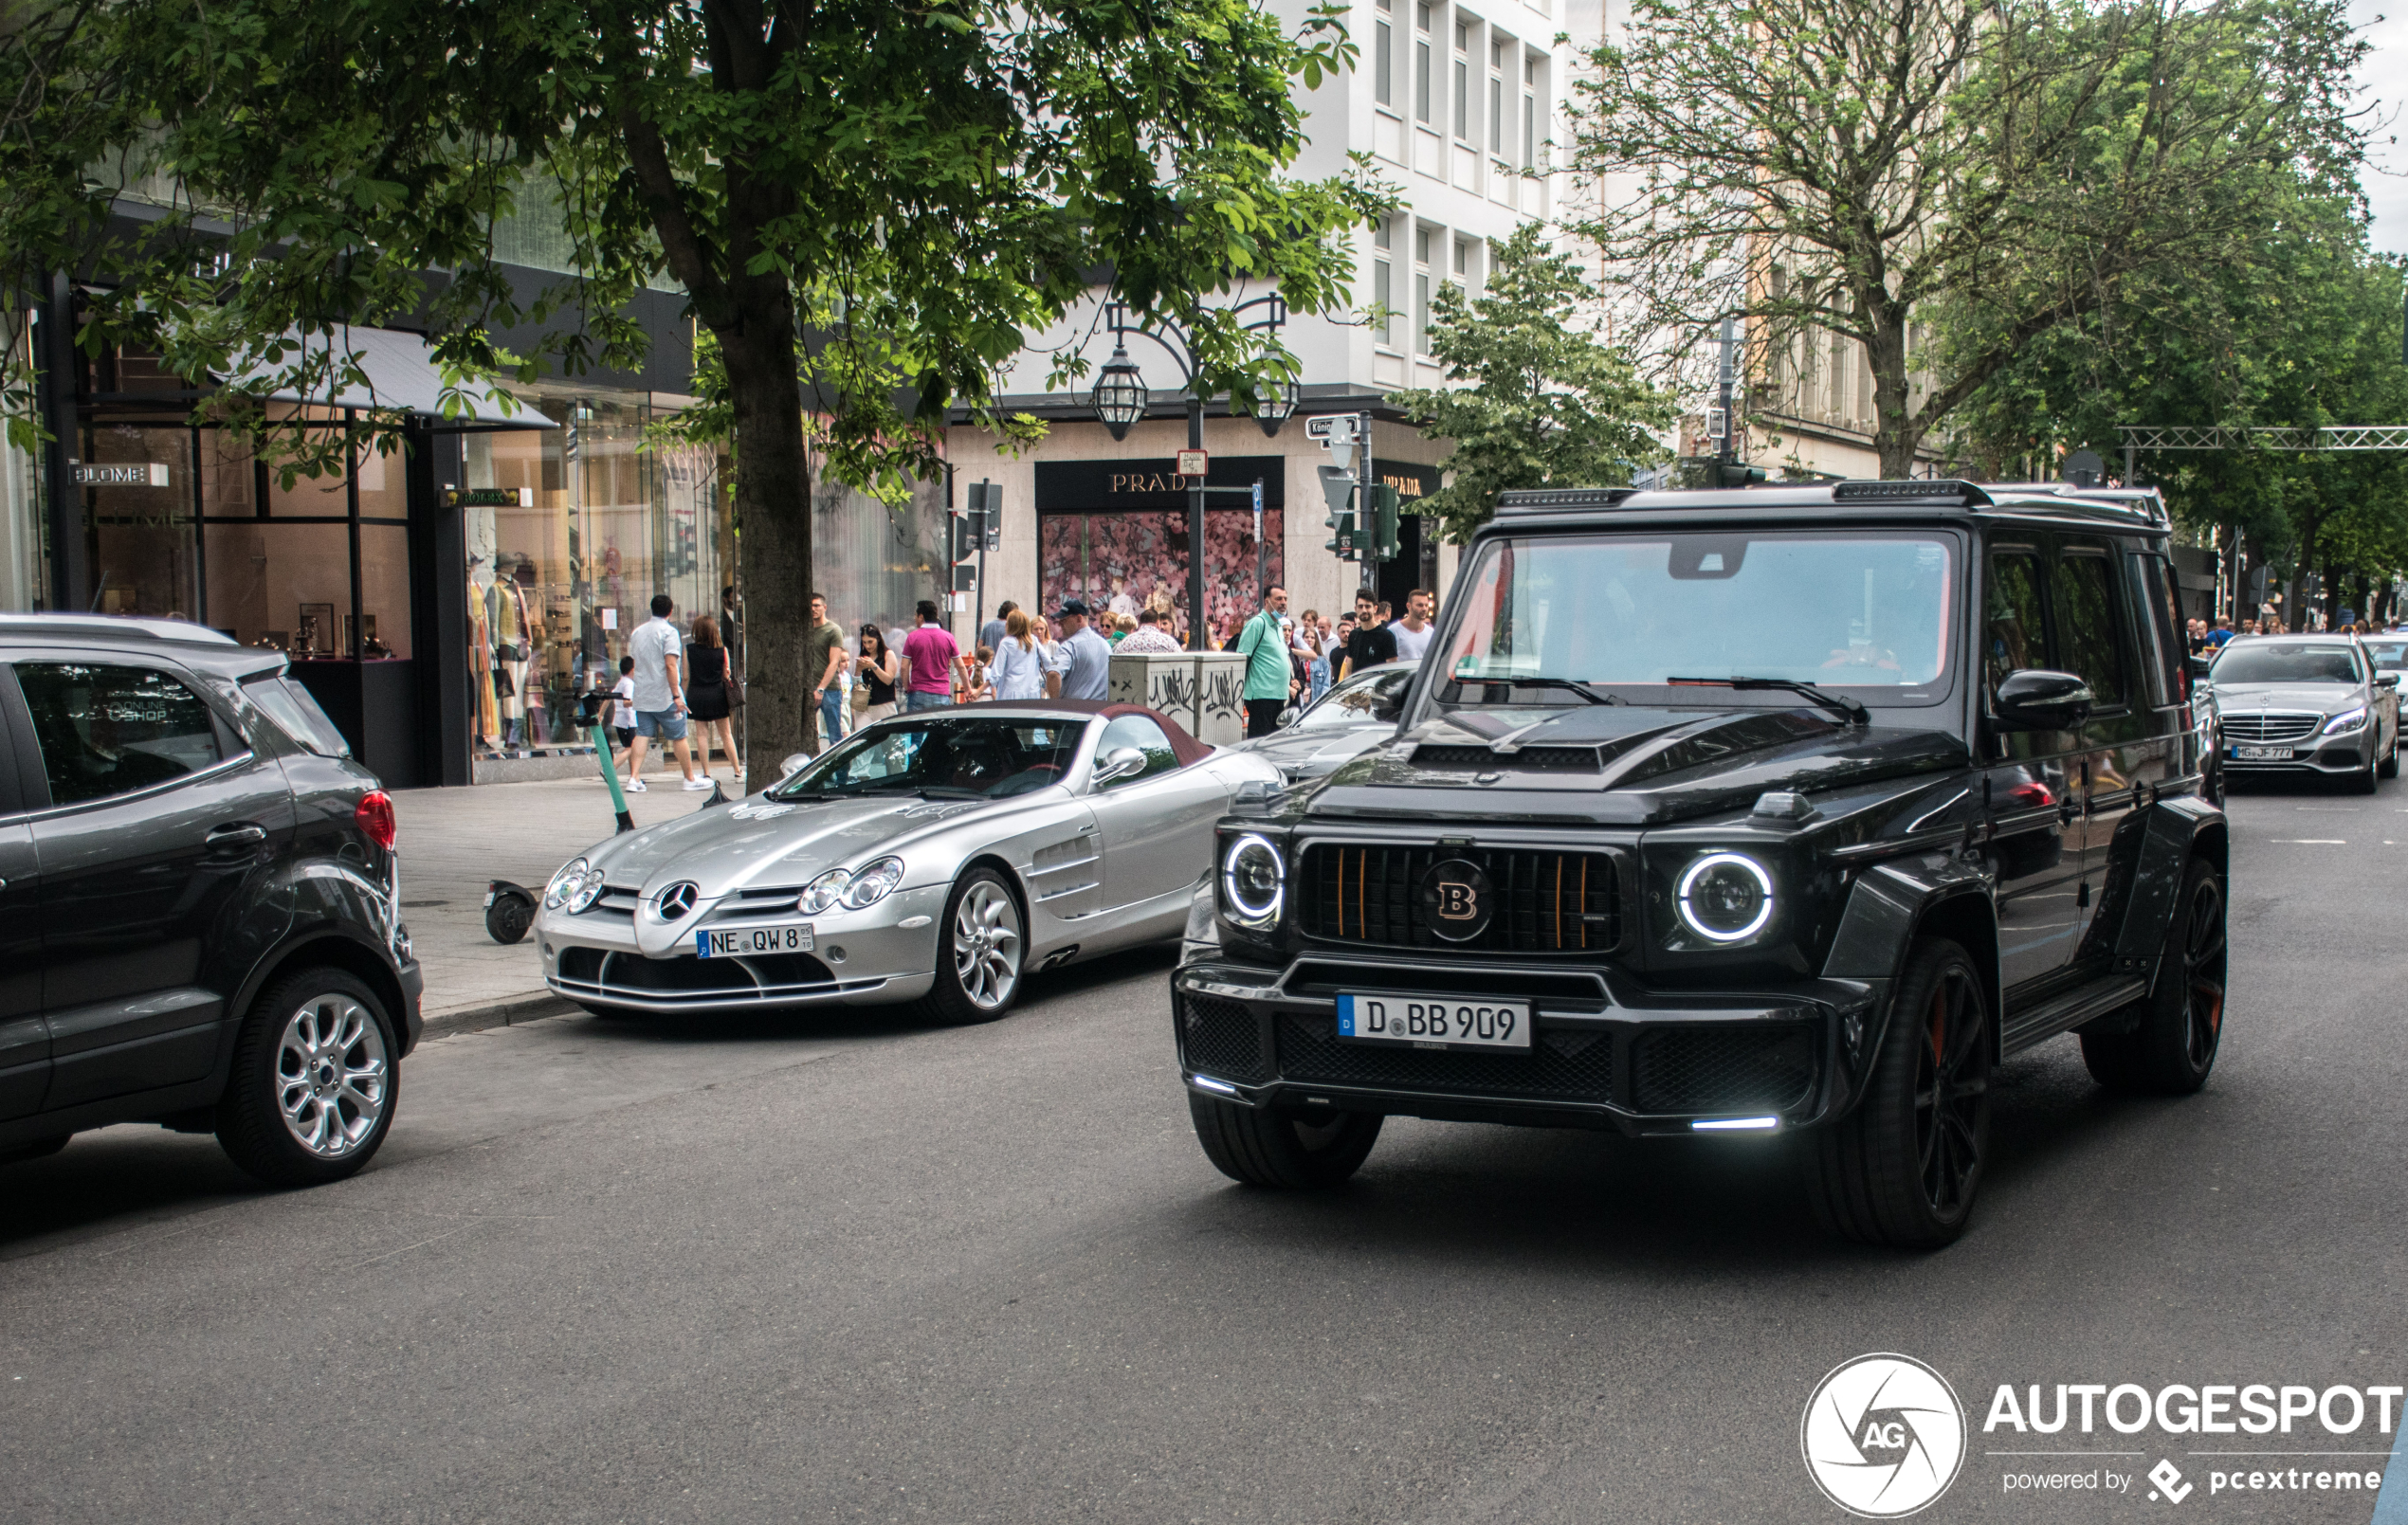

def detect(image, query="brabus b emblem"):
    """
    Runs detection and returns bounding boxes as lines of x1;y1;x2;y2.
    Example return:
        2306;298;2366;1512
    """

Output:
1419;859;1494;942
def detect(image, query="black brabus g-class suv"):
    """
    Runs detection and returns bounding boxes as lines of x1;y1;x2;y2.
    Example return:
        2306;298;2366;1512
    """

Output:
1173;480;2227;1247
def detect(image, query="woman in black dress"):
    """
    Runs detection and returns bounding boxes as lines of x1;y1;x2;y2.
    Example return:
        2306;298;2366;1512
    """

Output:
685;614;741;783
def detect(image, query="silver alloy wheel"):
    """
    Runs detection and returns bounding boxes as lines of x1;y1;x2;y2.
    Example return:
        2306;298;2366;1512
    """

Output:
275;995;389;1157
951;880;1023;1010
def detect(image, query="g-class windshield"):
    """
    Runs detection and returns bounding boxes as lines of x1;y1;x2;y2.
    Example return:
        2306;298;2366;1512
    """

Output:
1435;531;1957;707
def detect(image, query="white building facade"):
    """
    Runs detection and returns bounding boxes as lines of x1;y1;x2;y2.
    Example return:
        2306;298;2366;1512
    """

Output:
943;0;1570;644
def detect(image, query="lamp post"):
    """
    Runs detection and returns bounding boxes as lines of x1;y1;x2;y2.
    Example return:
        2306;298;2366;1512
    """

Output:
1087;298;1290;649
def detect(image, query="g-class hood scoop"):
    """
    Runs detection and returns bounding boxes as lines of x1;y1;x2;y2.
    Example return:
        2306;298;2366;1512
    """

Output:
1306;704;1966;824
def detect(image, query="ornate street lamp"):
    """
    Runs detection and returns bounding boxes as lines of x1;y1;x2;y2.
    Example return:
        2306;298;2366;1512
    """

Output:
1089;343;1149;442
1254;381;1297;439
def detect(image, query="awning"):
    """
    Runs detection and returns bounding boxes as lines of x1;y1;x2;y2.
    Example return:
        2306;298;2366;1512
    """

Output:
229;326;552;427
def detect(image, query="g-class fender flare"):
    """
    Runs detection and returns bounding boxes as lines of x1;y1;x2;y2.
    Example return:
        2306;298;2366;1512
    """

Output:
1819;852;1999;1107
2105;794;2227;1001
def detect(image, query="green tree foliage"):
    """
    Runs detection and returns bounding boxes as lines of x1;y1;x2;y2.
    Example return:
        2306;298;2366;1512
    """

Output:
1385;226;1672;542
1569;0;2367;478
3;0;1387;761
1956;191;2408;627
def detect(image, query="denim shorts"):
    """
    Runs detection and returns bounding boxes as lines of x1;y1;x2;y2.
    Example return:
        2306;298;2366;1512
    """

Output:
634;707;688;740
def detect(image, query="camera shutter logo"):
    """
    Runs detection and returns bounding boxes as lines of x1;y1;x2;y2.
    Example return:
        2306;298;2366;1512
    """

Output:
1418;858;1494;941
1800;1353;1966;1517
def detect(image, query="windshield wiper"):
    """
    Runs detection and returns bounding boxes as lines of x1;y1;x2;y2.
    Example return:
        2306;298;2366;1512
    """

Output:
1453;675;1622;705
1666;675;1869;725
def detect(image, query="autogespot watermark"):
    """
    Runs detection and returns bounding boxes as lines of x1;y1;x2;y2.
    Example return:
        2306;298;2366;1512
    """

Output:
1804;1356;2406;1515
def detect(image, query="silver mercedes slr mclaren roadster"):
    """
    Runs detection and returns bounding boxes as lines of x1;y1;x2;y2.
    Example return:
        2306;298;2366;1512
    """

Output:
535;700;1283;1023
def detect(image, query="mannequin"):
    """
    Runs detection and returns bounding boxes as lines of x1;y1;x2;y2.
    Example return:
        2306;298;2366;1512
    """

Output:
467;553;501;750
488;554;527;748
510;558;548;745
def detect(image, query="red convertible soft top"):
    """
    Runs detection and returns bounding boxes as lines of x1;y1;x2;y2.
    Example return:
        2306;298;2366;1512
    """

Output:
967;699;1213;768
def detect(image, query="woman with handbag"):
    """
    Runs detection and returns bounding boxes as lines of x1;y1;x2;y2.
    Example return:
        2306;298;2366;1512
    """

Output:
854;624;900;723
684;614;741;783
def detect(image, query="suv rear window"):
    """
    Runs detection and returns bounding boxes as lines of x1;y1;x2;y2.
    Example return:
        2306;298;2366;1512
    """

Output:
16;663;226;805
245;674;351;756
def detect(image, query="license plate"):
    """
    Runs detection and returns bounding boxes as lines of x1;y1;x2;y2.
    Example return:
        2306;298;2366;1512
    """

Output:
2233;745;2293;760
1336;992;1532;1050
696;922;814;957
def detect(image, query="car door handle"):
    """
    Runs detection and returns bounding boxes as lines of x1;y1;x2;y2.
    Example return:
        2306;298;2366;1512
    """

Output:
207;823;268;849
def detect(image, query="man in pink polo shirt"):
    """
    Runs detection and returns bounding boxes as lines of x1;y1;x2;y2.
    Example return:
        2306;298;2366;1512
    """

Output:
901;599;960;711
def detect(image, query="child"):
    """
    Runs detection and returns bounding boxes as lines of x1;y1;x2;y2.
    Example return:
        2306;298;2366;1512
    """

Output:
610;655;638;774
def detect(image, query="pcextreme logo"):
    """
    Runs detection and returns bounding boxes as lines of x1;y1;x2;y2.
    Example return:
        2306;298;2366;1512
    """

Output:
1802;1353;1970;1517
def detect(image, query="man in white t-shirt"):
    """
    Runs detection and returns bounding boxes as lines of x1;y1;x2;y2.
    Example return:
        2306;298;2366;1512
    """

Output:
624;593;709;792
1388;587;1435;663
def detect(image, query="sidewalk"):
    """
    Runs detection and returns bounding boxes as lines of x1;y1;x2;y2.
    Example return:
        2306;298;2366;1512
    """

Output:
390;762;734;1037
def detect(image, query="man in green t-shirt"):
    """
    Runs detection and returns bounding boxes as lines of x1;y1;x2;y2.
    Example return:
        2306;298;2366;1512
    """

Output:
801;592;849;753
1234;585;1295;739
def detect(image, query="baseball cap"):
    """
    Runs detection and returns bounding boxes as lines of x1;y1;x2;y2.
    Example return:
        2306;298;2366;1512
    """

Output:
1057;598;1090;617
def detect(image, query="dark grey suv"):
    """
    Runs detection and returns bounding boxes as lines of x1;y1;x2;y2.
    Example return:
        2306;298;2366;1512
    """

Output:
0;615;421;1185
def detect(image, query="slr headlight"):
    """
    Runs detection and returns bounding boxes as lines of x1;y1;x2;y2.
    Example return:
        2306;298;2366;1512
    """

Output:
1220;834;1285;929
799;867;852;915
1675;853;1776;944
842;856;905;910
2324;704;2368;735
544;857;588;909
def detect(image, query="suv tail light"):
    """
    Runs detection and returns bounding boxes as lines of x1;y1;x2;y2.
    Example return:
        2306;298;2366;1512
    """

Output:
356;790;397;850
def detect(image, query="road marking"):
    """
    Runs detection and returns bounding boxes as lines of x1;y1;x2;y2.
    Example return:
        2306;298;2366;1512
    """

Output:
2269;839;2348;844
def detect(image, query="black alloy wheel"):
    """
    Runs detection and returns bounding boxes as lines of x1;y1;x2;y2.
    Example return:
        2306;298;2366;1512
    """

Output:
2082;858;2227;1095
2381;726;2399;780
2351;735;2381;793
1189;1094;1383;1189
1801;938;1992;1249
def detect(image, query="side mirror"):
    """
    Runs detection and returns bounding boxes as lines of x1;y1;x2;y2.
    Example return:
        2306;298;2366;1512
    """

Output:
2186;655;2214;682
1092;746;1148;786
779;752;812;780
2377;674;2399;690
1994;668;2095;731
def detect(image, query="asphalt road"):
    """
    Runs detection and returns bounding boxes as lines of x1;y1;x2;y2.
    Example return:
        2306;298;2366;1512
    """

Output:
5;777;2407;1524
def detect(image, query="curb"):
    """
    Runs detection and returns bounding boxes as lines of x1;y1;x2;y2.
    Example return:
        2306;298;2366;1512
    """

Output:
417;991;580;1044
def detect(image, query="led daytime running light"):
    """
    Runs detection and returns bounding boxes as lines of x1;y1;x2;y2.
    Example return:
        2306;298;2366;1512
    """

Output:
1674;852;1776;944
1220;834;1285;928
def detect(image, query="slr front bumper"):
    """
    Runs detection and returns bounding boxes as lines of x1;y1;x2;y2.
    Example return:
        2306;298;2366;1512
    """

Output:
1173;956;1881;1136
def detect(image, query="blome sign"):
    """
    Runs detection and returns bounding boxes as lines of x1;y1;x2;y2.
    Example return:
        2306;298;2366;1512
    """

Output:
1803;1353;2406;1516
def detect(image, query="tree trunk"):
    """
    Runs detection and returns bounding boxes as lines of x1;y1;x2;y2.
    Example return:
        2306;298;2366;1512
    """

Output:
1865;306;1919;479
721;289;811;773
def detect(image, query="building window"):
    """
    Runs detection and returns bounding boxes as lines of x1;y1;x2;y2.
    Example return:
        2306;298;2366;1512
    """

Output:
1414;3;1432;125
1489;40;1506;159
1454;239;1471;286
1452;21;1471;141
1414;227;1433;356
1376;0;1394;110
1523;56;1538;170
1375;260;1395;348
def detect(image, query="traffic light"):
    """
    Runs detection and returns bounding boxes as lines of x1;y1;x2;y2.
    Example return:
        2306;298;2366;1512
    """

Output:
1717;463;1769;487
1318;464;1358;559
965;481;1003;552
1370;483;1401;562
948;512;976;564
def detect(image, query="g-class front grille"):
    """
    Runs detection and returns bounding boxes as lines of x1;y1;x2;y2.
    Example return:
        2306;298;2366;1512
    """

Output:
1297;844;1620;953
1276;1013;1613;1099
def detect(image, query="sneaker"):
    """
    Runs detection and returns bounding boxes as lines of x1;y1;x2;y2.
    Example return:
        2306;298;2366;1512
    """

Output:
624;778;648;792
683;775;713;791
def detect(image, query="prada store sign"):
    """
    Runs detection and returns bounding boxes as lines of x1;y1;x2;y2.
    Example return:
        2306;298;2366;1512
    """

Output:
1036;456;1285;511
1371;461;1439;502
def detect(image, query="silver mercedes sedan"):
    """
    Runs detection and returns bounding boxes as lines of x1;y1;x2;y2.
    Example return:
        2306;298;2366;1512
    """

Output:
2206;634;2399;791
534;701;1283;1023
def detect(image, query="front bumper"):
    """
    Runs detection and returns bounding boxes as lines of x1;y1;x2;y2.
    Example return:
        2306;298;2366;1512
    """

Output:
1173;954;1877;1136
2222;726;2372;777
535;883;948;1014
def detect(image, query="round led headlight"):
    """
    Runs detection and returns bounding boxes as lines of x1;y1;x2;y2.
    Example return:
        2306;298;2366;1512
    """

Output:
566;863;607;915
842;856;905;910
799;867;853;915
1220;834;1285;930
544;857;589;909
1675;852;1776;944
